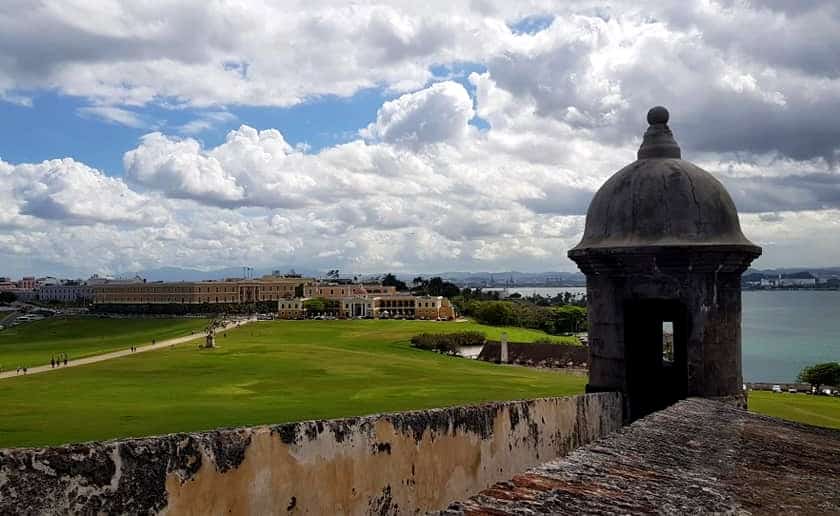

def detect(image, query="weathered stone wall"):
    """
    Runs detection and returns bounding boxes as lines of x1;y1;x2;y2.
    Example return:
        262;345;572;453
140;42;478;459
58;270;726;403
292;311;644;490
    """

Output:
440;398;840;515
478;341;588;368
0;393;622;515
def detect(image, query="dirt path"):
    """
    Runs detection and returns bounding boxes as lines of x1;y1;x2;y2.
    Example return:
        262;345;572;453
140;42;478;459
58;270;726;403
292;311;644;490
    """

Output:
0;318;254;380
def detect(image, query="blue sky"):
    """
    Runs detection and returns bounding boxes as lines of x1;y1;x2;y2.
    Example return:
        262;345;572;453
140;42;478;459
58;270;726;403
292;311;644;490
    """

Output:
1;62;489;178
1;1;839;277
0;89;391;175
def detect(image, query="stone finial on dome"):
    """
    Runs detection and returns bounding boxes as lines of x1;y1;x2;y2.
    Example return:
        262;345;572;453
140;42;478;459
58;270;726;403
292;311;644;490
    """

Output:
637;106;681;159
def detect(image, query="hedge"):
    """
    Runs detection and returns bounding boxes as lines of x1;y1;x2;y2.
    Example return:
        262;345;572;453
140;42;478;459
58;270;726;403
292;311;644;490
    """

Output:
410;331;486;354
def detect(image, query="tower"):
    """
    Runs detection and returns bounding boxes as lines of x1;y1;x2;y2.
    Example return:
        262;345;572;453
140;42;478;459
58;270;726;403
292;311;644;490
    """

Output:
568;106;761;421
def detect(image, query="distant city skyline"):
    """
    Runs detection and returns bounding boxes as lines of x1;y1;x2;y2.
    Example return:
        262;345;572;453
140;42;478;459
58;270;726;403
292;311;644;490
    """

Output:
2;2;840;276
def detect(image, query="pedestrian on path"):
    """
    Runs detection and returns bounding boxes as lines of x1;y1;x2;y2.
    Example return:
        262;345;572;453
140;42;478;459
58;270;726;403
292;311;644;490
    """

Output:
51;357;55;368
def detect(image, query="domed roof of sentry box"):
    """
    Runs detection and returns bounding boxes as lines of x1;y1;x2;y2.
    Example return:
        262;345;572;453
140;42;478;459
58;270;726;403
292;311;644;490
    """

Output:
569;107;760;256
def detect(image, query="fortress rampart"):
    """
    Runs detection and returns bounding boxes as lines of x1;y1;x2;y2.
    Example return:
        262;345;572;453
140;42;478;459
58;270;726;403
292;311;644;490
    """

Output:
0;393;621;515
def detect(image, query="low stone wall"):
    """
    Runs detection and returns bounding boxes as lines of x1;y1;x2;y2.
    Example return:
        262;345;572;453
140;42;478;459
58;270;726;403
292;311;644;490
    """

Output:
478;340;589;368
0;393;621;515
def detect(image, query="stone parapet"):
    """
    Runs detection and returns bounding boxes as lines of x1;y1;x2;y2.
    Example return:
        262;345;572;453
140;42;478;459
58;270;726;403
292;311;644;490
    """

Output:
440;398;840;515
0;393;622;515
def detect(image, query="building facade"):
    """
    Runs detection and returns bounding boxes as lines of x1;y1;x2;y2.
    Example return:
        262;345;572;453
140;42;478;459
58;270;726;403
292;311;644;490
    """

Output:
278;299;306;319
93;276;309;305
303;283;398;299
281;294;455;320
414;296;456;320
38;284;94;303
759;274;817;288
81;275;456;320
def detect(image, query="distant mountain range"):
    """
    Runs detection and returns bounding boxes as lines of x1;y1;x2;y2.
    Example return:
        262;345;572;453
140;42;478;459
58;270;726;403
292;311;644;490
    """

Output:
118;266;321;282
417;271;585;287
116;266;586;286
117;265;838;285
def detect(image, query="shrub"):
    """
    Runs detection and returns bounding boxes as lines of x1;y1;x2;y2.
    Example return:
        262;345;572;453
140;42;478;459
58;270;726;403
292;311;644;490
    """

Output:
410;332;486;354
473;301;515;326
459;299;588;335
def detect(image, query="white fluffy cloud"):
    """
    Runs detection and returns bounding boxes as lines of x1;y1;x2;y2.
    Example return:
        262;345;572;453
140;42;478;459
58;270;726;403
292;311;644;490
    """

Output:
0;158;166;226
362;81;475;146
0;1;514;108
2;1;840;275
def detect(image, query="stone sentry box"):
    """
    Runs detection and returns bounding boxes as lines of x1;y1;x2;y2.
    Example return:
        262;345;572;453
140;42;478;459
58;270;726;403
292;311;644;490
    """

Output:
568;107;761;421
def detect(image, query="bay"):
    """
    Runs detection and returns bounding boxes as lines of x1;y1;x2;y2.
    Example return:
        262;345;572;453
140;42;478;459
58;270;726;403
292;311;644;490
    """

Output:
485;287;840;382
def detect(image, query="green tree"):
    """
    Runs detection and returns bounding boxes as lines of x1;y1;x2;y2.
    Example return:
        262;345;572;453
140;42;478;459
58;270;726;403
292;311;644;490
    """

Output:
302;297;327;313
551;305;587;333
381;273;407;291
427;277;460;297
474;301;515;326
798;363;840;393
0;291;16;304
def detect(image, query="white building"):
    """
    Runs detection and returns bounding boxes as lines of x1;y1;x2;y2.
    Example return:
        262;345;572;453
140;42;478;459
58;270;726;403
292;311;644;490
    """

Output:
37;284;94;304
760;274;817;288
780;277;817;287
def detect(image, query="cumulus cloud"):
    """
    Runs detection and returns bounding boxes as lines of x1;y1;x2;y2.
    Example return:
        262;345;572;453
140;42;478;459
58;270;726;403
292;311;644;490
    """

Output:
3;1;840;275
0;158;166;226
394;1;835;165
361;81;474;146
0;2;512;108
124;132;246;205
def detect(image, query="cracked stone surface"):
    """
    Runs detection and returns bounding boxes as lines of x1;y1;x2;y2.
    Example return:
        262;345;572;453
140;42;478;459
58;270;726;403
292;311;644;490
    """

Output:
0;394;622;515
437;398;840;515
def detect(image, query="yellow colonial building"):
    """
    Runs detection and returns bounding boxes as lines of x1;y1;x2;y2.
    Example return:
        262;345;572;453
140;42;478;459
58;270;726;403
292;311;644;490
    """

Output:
93;276;308;305
92;276;457;321
303;283;398;299
278;298;306;319
285;293;455;320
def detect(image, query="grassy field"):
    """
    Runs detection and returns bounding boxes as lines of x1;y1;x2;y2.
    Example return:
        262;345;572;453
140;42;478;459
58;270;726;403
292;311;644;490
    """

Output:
0;317;211;369
0;319;585;448
749;390;840;429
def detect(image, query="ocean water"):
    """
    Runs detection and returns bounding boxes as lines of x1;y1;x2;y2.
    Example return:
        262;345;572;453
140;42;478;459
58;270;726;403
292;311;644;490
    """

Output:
486;287;839;382
741;291;840;382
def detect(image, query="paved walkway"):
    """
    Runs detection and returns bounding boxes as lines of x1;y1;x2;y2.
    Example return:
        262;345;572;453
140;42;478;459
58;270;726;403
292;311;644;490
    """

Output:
0;318;254;380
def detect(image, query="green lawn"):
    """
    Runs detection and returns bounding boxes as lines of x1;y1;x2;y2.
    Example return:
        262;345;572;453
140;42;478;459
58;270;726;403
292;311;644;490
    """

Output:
749;390;840;429
0;319;585;448
426;320;578;344
0;317;211;369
